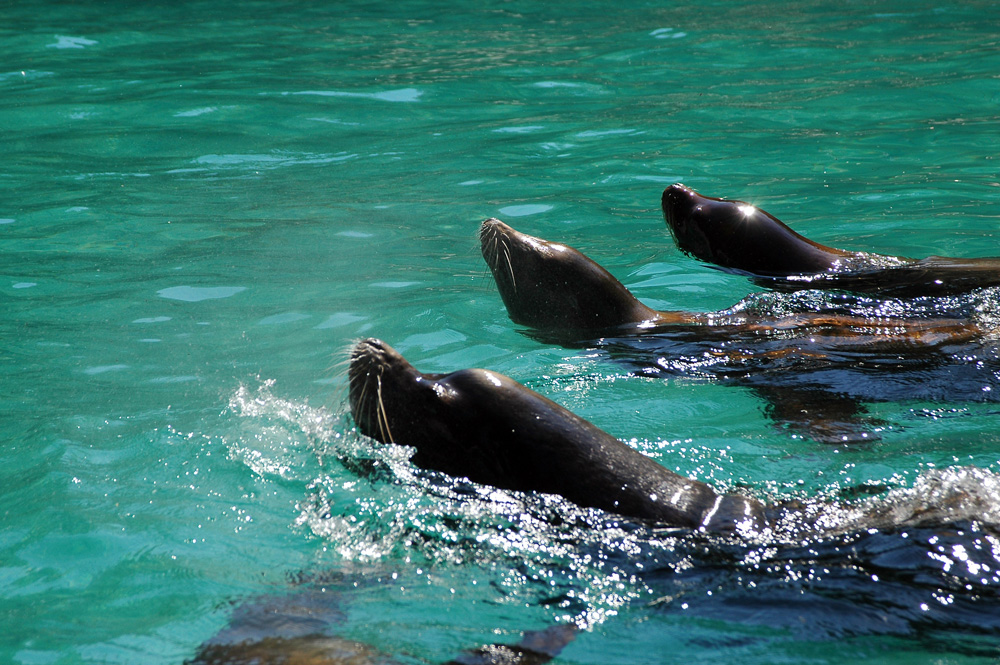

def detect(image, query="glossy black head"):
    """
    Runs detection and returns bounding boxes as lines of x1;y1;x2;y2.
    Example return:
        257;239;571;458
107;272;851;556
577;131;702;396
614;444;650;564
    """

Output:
479;218;655;331
661;184;846;276
349;338;524;455
348;337;425;445
348;337;608;494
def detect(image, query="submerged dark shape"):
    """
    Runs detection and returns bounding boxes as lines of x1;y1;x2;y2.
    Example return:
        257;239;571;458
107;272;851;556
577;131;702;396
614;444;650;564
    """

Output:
642;516;1000;648
479;218;1000;441
187;579;577;665
661;183;1000;296
348;337;766;532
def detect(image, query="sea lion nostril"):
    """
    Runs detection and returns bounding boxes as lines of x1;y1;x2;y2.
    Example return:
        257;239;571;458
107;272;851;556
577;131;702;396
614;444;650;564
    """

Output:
350;338;380;362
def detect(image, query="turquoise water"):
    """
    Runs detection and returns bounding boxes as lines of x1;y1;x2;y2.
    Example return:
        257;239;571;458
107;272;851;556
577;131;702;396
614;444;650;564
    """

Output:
4;1;1000;663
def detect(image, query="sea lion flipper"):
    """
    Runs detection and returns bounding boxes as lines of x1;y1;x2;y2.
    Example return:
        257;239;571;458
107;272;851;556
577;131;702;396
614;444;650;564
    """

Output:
754;385;883;444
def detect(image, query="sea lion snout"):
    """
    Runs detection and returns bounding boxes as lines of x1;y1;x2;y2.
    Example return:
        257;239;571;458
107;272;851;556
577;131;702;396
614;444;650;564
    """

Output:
347;338;421;444
661;182;699;223
479;217;512;248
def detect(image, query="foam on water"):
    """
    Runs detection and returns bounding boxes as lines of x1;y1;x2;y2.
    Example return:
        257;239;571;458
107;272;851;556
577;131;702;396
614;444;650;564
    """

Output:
227;381;1000;644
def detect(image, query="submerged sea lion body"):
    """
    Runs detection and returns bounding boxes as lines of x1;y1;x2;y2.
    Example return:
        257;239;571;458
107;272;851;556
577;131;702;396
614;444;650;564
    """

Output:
661;183;1000;296
187;582;577;665
348;338;766;532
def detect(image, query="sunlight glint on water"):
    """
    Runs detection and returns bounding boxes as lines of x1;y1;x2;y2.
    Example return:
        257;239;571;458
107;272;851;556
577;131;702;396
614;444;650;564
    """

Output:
4;1;1000;663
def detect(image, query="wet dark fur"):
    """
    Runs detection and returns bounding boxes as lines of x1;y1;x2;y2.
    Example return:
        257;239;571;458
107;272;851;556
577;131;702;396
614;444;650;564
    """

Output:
662;183;1000;296
349;338;766;532
478;218;1000;441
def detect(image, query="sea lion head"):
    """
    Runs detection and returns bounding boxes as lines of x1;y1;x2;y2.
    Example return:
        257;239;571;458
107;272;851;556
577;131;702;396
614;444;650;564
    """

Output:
479;218;656;332
661;183;844;276
348;338;505;454
348;337;596;493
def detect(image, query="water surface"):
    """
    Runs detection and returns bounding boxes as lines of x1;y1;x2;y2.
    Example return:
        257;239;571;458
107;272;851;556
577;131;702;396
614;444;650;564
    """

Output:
4;1;1000;663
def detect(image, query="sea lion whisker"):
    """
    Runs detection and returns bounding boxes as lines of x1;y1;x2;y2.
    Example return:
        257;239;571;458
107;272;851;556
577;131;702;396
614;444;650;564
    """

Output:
375;373;395;443
328;379;349;407
500;238;517;292
479;235;498;287
350;372;370;427
356;374;373;431
484;229;496;259
326;346;354;382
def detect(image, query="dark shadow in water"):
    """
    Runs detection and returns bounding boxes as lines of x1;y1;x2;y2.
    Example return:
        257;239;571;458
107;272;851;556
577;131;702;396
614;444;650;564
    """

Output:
637;524;1000;657
526;290;1000;442
186;570;577;664
185;516;1000;663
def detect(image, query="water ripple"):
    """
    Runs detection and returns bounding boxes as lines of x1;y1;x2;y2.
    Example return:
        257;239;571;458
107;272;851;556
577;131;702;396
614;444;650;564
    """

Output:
281;88;423;103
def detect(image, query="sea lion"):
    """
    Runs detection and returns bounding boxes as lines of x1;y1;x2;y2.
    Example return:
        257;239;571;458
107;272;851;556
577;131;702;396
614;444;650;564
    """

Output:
187;581;577;665
342;342;1000;643
348;337;767;533
661;183;1000;296
347;340;1000;531
478;217;985;344
479;218;1000;441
